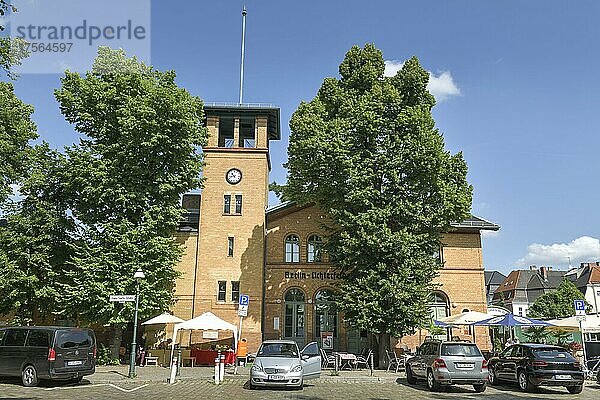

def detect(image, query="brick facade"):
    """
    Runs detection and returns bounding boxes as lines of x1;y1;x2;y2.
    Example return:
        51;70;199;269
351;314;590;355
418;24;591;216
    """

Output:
170;105;496;354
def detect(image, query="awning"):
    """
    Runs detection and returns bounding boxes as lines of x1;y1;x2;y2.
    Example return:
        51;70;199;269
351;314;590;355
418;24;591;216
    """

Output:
142;313;185;325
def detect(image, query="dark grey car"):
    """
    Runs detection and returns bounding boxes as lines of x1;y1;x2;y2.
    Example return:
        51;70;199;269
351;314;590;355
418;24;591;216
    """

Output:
0;326;96;386
405;340;488;392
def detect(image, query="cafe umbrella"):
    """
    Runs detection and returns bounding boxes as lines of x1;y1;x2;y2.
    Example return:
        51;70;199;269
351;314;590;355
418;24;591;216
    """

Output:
472;313;554;342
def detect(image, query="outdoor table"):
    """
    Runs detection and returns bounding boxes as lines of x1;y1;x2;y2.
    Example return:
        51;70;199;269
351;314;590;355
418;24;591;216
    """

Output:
334;352;357;370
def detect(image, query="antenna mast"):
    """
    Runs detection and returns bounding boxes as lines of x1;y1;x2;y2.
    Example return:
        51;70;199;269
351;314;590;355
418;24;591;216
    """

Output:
239;6;247;104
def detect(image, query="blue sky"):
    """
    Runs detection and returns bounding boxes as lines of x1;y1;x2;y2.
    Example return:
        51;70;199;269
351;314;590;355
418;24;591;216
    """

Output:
4;1;600;273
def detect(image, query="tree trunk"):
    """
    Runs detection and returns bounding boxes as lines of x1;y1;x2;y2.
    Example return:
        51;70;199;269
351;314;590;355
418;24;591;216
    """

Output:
377;333;391;370
110;325;123;360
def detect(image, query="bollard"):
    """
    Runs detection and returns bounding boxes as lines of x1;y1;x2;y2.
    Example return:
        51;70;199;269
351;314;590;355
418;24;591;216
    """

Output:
219;354;225;382
214;357;220;384
169;357;178;384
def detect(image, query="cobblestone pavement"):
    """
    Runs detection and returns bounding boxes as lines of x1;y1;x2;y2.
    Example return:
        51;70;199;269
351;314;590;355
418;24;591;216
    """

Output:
1;375;598;400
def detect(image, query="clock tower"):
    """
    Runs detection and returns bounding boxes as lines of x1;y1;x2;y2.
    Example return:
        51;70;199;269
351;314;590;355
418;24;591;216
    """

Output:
173;103;280;350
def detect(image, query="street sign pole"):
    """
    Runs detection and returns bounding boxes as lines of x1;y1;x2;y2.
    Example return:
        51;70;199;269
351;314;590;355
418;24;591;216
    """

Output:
235;294;250;375
574;300;587;366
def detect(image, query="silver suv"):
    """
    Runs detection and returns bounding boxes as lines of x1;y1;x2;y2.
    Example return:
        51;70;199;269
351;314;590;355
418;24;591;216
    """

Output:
405;340;488;393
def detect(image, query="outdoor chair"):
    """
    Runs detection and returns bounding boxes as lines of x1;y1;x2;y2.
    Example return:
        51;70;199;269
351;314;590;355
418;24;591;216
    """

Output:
321;348;336;369
386;349;403;373
354;349;372;370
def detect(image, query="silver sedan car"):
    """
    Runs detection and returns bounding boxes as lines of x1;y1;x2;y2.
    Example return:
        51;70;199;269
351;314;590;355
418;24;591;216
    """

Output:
250;340;321;390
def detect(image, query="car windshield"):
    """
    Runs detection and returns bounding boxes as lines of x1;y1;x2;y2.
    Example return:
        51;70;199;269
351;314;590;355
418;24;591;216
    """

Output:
533;348;574;360
257;343;299;358
441;344;482;357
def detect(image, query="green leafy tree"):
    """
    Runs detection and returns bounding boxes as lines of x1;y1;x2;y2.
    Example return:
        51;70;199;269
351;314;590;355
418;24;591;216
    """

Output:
281;44;472;365
0;82;37;202
528;279;589;320
523;326;550;344
0;1;28;78
54;47;208;355
0;144;72;323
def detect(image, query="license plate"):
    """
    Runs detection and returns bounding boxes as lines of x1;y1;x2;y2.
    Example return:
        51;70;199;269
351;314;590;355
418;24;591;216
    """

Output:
268;375;284;381
555;374;571;380
67;360;83;366
456;363;474;369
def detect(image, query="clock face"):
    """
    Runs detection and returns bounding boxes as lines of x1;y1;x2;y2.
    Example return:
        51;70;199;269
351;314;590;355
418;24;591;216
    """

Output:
226;168;242;185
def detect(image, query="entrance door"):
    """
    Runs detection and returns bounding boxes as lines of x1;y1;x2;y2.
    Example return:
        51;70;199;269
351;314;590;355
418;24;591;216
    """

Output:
284;289;305;348
315;289;338;351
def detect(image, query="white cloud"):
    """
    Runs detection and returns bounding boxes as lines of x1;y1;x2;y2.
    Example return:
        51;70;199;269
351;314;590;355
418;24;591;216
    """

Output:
427;71;460;101
516;236;600;267
384;60;405;77
383;59;461;102
481;230;500;239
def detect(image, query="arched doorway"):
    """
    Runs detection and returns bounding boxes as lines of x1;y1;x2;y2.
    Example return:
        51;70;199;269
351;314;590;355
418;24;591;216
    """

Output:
284;288;305;347
429;291;450;341
315;289;338;350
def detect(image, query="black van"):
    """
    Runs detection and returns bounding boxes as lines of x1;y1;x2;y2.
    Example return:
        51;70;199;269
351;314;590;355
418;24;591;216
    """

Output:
0;326;96;386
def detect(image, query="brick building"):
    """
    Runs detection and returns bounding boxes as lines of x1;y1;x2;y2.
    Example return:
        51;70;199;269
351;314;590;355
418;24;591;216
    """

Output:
170;103;499;353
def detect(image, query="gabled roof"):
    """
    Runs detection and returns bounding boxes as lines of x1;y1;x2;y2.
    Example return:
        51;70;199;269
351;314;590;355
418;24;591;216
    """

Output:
485;271;507;286
266;201;500;231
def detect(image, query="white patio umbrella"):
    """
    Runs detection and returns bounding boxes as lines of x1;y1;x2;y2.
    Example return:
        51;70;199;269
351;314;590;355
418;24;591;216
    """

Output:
440;311;497;343
142;313;185;325
547;315;600;333
440;311;495;325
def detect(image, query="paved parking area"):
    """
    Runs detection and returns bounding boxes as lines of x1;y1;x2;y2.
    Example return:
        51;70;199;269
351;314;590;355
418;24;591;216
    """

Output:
1;376;599;400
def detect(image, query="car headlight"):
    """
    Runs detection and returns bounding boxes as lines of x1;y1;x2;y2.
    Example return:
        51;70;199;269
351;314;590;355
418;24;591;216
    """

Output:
251;364;263;372
290;365;302;373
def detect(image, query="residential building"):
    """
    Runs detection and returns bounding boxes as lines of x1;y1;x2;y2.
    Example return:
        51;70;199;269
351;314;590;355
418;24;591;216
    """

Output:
567;262;600;314
491;266;566;316
484;270;506;305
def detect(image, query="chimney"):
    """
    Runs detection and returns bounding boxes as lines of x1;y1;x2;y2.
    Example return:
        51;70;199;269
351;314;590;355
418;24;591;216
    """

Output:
540;266;548;281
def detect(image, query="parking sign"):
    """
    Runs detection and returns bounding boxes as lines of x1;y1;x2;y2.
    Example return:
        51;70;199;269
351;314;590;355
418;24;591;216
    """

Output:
574;300;585;316
238;294;249;317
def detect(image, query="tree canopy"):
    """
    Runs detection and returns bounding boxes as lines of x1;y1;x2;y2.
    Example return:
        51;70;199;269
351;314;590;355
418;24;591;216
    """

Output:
0;82;37;202
0;144;72;323
528;279;588;319
281;44;473;342
52;47;208;327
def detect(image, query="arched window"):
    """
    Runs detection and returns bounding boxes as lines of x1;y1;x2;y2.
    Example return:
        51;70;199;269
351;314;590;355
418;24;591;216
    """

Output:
307;235;323;263
284;289;305;345
285;235;300;263
315;289;338;341
429;291;450;341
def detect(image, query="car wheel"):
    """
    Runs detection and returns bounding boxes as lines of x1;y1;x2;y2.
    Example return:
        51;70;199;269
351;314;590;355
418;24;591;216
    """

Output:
488;366;498;385
567;385;583;394
406;365;417;384
517;370;535;392
426;369;441;392
473;382;487;393
249;380;256;390
22;365;39;387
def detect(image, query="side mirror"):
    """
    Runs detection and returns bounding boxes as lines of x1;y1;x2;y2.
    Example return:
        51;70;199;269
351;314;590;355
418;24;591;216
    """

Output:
301;354;310;361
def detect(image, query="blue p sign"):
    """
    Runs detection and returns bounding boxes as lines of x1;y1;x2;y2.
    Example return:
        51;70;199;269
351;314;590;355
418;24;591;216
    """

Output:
574;300;585;311
239;294;249;306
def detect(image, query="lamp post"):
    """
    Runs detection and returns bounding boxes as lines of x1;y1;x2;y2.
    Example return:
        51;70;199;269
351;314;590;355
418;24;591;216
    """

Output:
129;268;145;378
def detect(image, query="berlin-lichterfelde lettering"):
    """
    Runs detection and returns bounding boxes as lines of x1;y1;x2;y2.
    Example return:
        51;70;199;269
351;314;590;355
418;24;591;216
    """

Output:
284;270;343;281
